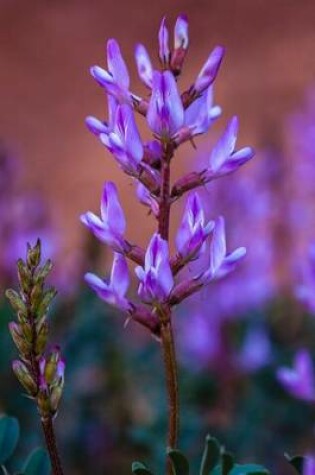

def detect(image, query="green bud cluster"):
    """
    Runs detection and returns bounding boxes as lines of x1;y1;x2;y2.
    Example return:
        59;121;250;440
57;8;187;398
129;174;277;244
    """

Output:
5;239;65;420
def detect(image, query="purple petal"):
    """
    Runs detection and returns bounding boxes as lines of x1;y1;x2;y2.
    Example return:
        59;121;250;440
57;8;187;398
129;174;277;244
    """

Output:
135;44;153;88
210;216;226;276
107;39;130;90
147;71;184;137
110;253;129;298
194;46;225;94
90;65;114;86
158;16;170;63
120;105;144;163
101;182;126;235
174;14;189;50
210;116;238;172
85;116;109;136
304;455;315;475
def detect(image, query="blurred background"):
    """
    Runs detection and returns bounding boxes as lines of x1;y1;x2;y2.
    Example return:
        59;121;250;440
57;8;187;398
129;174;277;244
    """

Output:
1;0;315;473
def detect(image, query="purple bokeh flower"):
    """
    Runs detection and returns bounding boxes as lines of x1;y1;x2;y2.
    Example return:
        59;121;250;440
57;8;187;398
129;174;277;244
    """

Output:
135;233;174;303
276;349;315;402
80;181;126;252
85;253;130;311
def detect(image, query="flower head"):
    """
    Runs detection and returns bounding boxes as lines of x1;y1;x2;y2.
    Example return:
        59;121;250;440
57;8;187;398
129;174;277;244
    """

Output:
85;253;130;311
135;233;174;303
80;182;126;252
276;349;315;402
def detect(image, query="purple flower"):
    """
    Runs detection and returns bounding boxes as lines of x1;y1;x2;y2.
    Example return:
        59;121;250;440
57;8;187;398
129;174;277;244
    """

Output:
304;455;315;475
202;216;246;283
99;104;143;173
237;327;271;373
174;86;221;144
80;182;126;252
135;233;174;303
176;192;214;260
90;39;131;103
296;242;315;313
147;71;184;139
135;44;153;88
276;349;315;402
85;253;130;311
206;116;254;178
193;46;225;94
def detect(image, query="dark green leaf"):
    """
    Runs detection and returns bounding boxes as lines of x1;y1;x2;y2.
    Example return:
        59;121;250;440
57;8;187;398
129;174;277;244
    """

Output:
0;417;20;464
167;449;189;475
222;452;234;475
284;453;304;474
131;461;154;475
200;435;221;475
23;448;51;475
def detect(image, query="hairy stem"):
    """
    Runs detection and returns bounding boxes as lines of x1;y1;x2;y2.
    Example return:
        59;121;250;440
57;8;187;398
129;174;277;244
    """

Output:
41;418;64;475
158;142;179;464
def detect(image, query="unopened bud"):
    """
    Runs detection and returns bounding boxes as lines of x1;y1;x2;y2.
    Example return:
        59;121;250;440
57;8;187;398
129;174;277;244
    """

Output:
12;360;37;396
5;289;27;317
33;259;53;285
50;385;63;414
35;319;48;355
17;259;31;293
37;288;57;318
171;14;189;75
26;239;41;269
9;322;31;355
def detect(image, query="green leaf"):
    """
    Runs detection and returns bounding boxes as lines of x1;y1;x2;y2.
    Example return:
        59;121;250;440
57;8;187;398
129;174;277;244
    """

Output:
131;461;154;475
167;449;189;475
230;464;270;474
284;453;304;474
22;448;51;475
1;465;11;475
200;435;221;475
0;417;20;464
222;452;234;475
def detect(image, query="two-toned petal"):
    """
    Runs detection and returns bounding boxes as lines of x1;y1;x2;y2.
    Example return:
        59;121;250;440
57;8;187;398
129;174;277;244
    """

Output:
193;46;225;94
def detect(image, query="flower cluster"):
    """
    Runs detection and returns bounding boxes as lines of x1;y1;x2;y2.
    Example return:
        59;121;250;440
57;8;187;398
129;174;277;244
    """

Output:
6;240;65;420
82;15;253;337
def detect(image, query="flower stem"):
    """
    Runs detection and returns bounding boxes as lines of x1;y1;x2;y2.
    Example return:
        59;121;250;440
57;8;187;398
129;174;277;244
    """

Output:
41;418;64;475
158;142;179;462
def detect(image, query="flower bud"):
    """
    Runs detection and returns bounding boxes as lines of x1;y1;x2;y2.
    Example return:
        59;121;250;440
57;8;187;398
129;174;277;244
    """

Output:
26;239;41;268
171;14;189;75
12;360;37;396
35;319;49;355
5;289;27;316
17;259;31;293
9;322;31;355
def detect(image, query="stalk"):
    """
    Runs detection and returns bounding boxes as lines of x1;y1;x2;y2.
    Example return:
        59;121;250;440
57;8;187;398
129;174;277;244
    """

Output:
158;142;179;462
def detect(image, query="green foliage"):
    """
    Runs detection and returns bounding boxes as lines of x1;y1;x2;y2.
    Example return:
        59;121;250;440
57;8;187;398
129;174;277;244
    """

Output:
131;436;271;474
22;448;51;475
284;453;304;474
0;417;20;465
